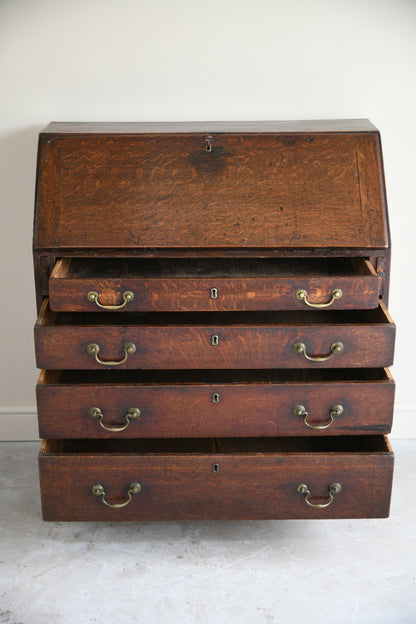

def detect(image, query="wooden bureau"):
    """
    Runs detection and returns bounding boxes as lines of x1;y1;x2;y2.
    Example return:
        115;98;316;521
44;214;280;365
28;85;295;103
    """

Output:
33;120;395;521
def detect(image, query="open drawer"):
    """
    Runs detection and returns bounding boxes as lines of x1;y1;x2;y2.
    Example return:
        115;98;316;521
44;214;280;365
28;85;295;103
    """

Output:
49;257;381;312
36;368;395;438
38;436;394;521
35;301;395;370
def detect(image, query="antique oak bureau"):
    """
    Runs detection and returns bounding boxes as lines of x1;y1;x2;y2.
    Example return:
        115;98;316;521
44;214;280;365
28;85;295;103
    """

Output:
33;120;395;521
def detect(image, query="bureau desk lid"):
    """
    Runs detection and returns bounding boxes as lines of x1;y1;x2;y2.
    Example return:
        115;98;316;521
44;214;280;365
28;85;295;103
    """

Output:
34;120;389;252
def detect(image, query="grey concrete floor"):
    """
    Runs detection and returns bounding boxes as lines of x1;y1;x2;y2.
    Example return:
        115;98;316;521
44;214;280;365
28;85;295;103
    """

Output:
0;440;415;624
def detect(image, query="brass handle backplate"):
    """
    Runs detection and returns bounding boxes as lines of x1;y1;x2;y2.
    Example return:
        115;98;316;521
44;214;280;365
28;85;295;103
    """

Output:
293;404;344;430
297;482;342;508
91;482;142;508
296;288;342;309
293;341;343;362
87;290;134;310
89;407;141;432
87;342;136;366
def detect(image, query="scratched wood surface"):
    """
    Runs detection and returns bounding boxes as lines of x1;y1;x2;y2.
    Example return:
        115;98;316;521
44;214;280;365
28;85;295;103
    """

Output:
34;128;388;250
33;120;395;521
36;368;395;438
34;301;395;370
38;435;394;521
48;257;380;311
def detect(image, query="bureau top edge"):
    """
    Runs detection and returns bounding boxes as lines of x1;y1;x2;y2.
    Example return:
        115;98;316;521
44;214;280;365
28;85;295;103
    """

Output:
41;119;378;134
40;119;379;135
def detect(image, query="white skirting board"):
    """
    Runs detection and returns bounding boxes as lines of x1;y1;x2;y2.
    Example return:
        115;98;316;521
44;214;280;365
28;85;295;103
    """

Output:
0;408;40;441
0;406;415;441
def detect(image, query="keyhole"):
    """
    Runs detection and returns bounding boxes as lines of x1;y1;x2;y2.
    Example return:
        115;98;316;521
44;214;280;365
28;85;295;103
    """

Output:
212;463;220;473
205;137;212;152
212;393;220;403
211;335;219;346
210;287;218;299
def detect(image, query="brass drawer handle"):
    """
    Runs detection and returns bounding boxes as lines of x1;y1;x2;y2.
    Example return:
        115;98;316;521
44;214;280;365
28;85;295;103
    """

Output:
293;404;344;430
87;290;134;310
89;407;141;432
91;482;142;508
293;341;343;362
296;288;342;309
297;482;342;508
87;342;136;366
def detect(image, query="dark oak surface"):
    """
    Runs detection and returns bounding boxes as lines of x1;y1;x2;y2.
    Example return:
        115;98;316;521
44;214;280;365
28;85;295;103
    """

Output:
34;302;395;370
49;257;380;312
38;435;393;521
34;127;389;251
33;120;395;521
36;368;394;438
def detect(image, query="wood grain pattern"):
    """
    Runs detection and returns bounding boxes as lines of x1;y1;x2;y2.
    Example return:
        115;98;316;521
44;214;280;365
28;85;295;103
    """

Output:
38;436;394;521
33;120;395;521
34;302;395;370
34;130;388;250
48;257;380;312
36;369;395;438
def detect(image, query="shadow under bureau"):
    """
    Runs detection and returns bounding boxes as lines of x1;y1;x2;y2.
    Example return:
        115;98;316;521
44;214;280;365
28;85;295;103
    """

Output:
33;120;395;521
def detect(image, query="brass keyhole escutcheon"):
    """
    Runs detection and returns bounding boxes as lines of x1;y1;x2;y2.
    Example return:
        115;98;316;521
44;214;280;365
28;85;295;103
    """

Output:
211;335;219;346
212;393;220;403
212;463;220;473
210;287;218;299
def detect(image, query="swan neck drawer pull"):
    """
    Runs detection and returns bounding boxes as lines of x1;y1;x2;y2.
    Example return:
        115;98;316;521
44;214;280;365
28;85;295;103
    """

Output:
87;290;134;310
293;341;343;362
293;404;344;430
89;407;141;432
297;482;342;508
86;342;136;366
296;288;342;309
91;482;142;508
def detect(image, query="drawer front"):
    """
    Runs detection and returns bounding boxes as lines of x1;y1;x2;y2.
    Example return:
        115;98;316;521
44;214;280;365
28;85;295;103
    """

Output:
49;258;380;312
38;437;394;521
35;307;395;370
37;370;395;438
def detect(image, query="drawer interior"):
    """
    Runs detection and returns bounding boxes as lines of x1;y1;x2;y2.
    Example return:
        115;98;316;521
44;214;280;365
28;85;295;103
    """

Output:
37;301;392;327
41;435;391;455
52;257;377;280
40;368;393;385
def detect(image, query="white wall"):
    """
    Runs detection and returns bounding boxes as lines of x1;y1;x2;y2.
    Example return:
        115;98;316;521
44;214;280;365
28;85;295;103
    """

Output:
1;0;415;439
